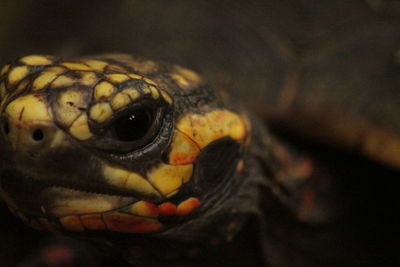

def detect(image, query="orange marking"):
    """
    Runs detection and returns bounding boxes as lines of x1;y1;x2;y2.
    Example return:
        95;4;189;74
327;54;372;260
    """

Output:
104;213;162;233
81;214;106;230
60;216;84;232
176;197;200;216
169;131;200;165
171;153;191;165
129;201;159;217
144;201;159;217
158;202;177;216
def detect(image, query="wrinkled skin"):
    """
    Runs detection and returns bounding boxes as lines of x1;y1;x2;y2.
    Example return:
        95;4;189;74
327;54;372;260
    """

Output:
0;1;399;266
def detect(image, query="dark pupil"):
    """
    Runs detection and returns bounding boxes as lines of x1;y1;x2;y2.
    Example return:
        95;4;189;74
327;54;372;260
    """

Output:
113;109;153;142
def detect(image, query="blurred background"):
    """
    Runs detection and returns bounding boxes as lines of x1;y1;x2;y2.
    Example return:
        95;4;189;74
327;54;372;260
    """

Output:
1;0;400;266
1;0;400;123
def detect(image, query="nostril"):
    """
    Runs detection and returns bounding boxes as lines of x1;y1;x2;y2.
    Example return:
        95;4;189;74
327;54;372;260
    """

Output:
32;129;44;141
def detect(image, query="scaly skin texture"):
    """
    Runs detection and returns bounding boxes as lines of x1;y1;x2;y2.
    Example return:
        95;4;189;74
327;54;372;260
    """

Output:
0;54;338;266
0;54;250;230
0;54;263;263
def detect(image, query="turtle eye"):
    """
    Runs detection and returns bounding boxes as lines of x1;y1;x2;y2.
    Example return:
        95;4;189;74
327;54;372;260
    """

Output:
85;99;172;155
111;107;154;142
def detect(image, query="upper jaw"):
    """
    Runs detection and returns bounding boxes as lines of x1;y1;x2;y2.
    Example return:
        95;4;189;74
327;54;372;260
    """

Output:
0;136;243;236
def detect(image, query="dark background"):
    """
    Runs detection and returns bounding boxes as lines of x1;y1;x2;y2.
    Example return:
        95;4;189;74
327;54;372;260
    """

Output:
1;0;400;266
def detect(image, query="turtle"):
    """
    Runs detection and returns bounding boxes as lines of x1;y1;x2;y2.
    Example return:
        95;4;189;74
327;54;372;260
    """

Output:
0;53;395;267
0;54;325;266
0;1;400;267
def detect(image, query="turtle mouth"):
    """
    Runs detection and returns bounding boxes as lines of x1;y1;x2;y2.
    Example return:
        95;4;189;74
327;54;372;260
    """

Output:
0;170;200;234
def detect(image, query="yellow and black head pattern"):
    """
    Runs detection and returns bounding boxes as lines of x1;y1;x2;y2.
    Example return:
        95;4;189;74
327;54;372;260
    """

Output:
0;54;252;239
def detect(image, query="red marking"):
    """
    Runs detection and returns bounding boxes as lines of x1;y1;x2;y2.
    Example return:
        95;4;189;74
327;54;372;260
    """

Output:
143;201;159;217
60;216;84;232
81;215;106;230
158;202;177;216
104;214;162;233
176;197;200;216
170;152;197;165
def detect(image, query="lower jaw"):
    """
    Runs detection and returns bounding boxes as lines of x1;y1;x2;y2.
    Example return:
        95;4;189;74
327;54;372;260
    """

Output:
5;187;201;235
0;171;202;234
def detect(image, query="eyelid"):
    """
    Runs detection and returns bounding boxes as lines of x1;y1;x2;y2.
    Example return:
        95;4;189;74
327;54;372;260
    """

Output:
84;104;166;153
81;92;173;158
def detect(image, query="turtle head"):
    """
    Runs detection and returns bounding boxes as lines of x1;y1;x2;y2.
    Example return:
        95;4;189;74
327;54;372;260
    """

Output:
0;55;253;245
